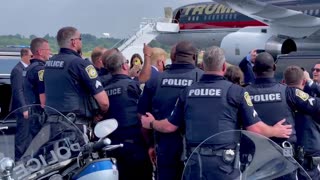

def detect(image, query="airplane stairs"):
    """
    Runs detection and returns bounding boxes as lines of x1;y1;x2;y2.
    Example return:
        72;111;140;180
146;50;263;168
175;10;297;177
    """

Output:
116;19;180;60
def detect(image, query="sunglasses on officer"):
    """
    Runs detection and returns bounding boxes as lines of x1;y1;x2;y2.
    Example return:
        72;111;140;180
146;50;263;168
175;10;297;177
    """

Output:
312;68;320;73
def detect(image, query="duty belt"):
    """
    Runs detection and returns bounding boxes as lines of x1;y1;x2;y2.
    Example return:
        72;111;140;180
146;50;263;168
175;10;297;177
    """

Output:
47;114;90;126
190;147;235;156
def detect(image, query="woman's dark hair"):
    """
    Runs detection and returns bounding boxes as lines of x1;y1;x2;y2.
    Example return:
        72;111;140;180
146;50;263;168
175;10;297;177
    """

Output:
130;53;143;69
224;66;244;86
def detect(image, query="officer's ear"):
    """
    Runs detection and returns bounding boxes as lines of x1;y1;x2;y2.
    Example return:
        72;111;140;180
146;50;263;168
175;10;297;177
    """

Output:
273;64;276;71
301;78;307;87
222;62;227;73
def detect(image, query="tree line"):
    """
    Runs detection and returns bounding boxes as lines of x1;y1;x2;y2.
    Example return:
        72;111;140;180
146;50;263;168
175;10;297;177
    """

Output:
0;34;170;57
0;34;121;54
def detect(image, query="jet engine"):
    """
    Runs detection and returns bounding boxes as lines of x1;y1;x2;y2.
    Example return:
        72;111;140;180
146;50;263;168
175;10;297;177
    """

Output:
220;30;297;65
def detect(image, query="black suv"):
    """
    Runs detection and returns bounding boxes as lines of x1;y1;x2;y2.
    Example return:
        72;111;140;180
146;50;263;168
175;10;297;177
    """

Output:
275;51;320;81
0;48;21;128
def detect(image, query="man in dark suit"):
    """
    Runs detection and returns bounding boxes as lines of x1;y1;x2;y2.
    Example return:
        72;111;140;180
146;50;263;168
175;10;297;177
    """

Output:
10;48;32;160
239;49;257;85
138;47;168;167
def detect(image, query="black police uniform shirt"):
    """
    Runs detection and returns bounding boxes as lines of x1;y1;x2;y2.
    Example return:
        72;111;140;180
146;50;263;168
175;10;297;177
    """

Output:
24;59;45;105
44;48;104;116
151;63;204;120
104;74;141;137
246;78;320;144
168;74;260;147
295;111;320;156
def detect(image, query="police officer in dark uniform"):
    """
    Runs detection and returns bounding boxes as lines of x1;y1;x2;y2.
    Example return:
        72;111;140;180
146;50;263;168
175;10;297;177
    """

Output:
24;38;51;137
44;27;109;132
140;41;203;180
103;51;152;180
141;46;292;180
245;52;320;179
284;66;320;179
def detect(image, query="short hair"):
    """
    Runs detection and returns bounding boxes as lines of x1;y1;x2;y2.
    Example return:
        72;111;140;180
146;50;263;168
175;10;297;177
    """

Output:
105;52;126;74
224;65;244;85
101;48;119;68
20;48;30;58
203;46;225;71
151;48;167;64
253;52;275;77
56;26;78;48
91;46;106;64
30;38;48;55
175;41;197;63
130;53;143;69
284;65;304;86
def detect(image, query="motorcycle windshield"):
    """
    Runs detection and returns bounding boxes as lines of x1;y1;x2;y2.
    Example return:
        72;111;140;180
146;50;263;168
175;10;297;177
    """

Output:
182;130;311;180
0;105;88;180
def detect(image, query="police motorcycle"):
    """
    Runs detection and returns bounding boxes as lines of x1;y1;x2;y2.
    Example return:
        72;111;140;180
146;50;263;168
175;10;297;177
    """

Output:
0;105;123;180
182;130;312;180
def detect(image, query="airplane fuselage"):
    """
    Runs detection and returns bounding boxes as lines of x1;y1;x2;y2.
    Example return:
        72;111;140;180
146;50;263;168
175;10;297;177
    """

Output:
155;0;320;64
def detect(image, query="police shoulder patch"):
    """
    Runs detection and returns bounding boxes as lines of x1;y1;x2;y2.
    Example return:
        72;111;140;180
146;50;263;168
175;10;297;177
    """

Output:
295;89;309;101
38;70;44;81
244;92;253;106
85;65;98;79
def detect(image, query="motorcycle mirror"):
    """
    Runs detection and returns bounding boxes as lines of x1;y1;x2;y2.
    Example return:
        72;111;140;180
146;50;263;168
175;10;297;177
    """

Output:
94;118;118;138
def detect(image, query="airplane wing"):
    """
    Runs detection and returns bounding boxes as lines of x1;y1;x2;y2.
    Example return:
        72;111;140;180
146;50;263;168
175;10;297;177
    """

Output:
213;0;320;38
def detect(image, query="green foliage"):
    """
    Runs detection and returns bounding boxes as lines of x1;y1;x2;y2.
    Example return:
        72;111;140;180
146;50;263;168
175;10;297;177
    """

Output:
0;34;122;54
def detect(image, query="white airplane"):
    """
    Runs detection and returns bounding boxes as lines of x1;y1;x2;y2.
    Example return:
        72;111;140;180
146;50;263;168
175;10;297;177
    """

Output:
155;0;320;64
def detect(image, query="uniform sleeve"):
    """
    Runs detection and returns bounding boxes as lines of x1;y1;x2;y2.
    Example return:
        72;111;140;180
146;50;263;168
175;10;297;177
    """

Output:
36;66;45;94
286;87;320;116
228;85;261;127
308;83;320;97
137;79;157;114
168;89;187;128
127;80;141;100
72;59;104;95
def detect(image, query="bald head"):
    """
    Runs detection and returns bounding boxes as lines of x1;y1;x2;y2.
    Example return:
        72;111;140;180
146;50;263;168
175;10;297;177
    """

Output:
253;52;275;77
175;41;197;64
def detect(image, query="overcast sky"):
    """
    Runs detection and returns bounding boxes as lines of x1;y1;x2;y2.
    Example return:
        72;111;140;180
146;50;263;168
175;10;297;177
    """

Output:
0;0;206;38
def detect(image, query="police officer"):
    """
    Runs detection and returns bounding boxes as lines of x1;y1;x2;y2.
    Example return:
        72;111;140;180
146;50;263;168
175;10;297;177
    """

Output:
24;38;51;137
245;52;320;179
103;51;152;180
91;46;108;76
44;26;109;130
284;66;320;179
141;46;292;180
139;41;203;180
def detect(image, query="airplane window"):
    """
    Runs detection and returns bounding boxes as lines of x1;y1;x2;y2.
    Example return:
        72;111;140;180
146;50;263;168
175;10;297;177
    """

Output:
315;9;319;15
224;14;228;20
304;10;308;14
212;15;215;20
233;14;237;19
188;17;191;21
216;15;220;20
192;16;195;21
204;16;207;21
196;16;199;21
229;14;233;20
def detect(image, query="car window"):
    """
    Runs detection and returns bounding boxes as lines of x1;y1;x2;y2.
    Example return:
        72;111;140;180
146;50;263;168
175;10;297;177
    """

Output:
0;57;20;74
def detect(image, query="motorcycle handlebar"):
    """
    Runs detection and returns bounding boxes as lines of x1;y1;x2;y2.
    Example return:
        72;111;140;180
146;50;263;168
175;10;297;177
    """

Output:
92;138;112;151
103;144;124;151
